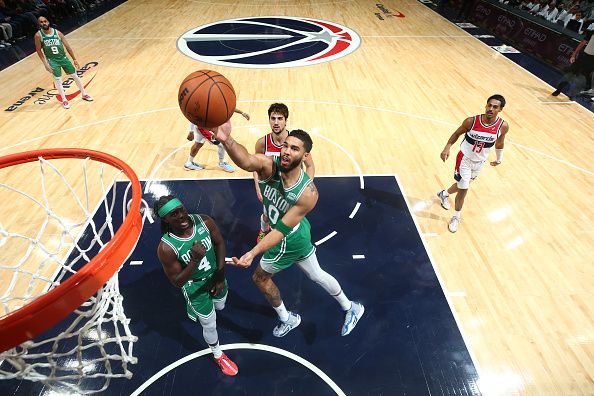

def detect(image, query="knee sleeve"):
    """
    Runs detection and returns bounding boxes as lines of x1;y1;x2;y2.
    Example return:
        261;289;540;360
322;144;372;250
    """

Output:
198;311;218;345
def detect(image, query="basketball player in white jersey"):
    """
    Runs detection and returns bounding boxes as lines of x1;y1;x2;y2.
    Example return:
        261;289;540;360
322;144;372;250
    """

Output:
437;95;509;233
254;103;315;242
184;108;250;172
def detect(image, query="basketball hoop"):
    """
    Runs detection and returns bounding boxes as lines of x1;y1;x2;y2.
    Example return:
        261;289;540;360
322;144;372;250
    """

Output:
0;148;143;393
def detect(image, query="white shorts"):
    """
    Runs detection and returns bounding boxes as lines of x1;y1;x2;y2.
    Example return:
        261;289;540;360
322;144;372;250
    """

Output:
189;123;219;145
454;151;485;189
193;130;215;144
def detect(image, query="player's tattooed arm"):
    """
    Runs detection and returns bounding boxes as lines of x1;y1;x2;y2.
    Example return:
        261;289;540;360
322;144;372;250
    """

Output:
308;182;318;194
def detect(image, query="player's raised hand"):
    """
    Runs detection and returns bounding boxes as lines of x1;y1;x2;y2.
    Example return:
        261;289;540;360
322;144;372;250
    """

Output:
214;120;232;143
226;251;254;268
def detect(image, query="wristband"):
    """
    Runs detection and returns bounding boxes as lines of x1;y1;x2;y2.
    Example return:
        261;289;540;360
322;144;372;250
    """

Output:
495;149;503;163
274;220;292;236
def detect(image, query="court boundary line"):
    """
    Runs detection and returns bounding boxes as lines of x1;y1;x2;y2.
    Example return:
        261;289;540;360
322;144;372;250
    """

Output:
394;173;484;392
129;343;346;396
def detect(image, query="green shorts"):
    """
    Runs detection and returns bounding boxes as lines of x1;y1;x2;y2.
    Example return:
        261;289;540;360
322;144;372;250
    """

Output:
260;221;315;272
181;277;228;321
48;57;75;77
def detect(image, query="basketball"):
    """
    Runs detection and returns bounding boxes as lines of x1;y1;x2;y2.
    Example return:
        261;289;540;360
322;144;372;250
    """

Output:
178;70;236;128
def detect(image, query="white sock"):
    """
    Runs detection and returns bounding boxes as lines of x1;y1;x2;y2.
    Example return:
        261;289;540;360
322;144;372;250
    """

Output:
333;290;352;311
187;155;194;164
69;73;87;96
54;77;66;102
273;301;289;322
442;189;449;197
260;214;270;231
217;145;225;164
454;210;461;219
209;341;222;358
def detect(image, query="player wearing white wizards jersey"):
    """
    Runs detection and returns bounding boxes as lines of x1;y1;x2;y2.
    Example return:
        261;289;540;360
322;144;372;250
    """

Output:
437;95;510;233
183;108;250;172
253;103;315;242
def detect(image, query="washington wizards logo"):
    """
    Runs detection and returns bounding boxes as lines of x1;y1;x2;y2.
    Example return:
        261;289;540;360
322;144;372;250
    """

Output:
176;16;361;68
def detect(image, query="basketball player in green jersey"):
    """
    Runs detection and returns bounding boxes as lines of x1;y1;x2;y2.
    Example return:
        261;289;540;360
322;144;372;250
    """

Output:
34;16;93;110
154;196;238;376
215;123;364;338
253;103;315;243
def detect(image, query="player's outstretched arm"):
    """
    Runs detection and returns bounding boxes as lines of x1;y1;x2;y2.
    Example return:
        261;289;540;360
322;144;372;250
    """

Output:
229;182;318;268
215;121;272;175
440;117;473;162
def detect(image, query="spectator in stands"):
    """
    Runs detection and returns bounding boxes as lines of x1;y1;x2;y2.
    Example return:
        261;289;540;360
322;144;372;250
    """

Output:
528;0;547;14
566;10;585;32
552;27;594;97
0;0;37;37
0;11;12;47
537;1;555;18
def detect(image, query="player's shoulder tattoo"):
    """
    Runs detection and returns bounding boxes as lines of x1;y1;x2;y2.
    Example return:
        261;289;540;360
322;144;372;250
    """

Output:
307;181;318;194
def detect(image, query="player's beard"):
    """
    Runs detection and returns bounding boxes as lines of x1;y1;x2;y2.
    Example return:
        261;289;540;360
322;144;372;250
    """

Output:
279;156;302;173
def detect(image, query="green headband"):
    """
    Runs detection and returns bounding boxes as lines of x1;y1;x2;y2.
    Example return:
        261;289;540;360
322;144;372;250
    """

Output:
157;198;183;218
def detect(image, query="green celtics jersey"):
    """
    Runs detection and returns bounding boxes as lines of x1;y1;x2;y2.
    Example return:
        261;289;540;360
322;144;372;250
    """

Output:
160;214;217;284
40;28;66;60
259;156;312;233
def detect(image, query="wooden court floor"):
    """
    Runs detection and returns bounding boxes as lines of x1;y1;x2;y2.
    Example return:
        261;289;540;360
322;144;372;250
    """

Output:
0;0;593;394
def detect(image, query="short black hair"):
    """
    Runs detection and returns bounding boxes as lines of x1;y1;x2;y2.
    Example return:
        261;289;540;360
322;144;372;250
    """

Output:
288;129;313;153
268;103;289;119
487;94;506;109
154;195;176;235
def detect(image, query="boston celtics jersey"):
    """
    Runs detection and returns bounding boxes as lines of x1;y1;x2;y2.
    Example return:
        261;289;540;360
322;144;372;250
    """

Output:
160;214;217;285
40;28;66;60
259;156;312;234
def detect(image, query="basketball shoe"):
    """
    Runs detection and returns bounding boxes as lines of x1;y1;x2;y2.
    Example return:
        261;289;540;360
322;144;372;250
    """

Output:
273;311;301;337
437;190;450;210
62;101;70;109
214;353;238;376
448;216;460;233
219;161;235;173
184;162;204;170
82;94;93;102
256;226;271;243
341;301;364;336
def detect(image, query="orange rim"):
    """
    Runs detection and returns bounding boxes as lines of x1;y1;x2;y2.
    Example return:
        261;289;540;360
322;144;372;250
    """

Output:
0;149;143;352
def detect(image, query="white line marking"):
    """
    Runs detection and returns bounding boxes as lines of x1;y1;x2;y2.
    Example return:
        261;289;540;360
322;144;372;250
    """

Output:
537;101;578;105
129;260;143;266
130;343;346;396
315;231;337;246
312;133;364;189
511;141;594;176
348;202;361;219
2;100;591;178
352;255;365;259
394;174;484;386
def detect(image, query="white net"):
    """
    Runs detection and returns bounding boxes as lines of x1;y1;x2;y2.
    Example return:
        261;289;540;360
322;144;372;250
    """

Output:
0;153;146;394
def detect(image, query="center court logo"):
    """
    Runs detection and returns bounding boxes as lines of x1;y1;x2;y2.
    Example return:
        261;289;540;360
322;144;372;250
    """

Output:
176;16;361;69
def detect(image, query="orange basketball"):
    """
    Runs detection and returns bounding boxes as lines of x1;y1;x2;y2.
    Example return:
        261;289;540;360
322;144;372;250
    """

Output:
178;70;236;128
